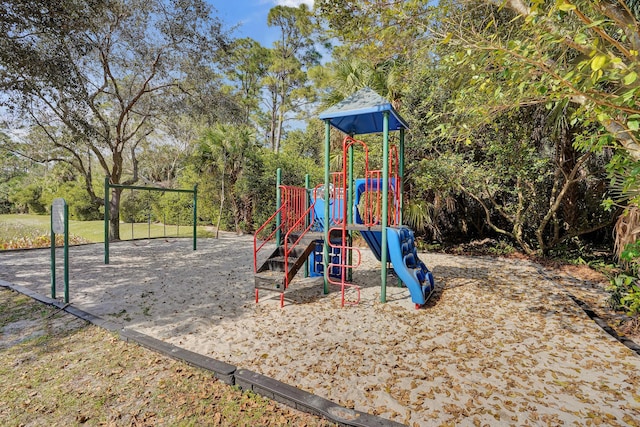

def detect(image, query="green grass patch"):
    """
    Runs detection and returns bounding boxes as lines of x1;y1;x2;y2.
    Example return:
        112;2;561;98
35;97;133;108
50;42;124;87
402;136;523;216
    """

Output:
0;293;49;327
0;288;334;426
0;214;215;249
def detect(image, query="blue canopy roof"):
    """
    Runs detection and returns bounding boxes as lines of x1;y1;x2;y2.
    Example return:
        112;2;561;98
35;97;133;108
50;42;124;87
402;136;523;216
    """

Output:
318;87;409;135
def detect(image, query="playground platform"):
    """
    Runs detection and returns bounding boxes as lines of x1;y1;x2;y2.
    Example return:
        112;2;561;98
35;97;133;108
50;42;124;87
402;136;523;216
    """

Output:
1;235;640;425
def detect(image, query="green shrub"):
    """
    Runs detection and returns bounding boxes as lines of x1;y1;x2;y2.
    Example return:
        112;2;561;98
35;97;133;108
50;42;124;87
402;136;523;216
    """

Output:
608;241;640;316
61;182;102;220
152;191;193;225
8;184;46;214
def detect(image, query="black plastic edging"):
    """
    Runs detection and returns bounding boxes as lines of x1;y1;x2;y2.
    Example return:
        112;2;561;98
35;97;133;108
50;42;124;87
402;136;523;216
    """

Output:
119;328;236;385
0;280;405;427
536;267;640;357
565;292;640;356
235;369;406;427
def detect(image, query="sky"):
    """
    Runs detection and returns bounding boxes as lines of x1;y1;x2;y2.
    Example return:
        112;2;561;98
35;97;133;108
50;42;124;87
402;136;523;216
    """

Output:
209;0;314;47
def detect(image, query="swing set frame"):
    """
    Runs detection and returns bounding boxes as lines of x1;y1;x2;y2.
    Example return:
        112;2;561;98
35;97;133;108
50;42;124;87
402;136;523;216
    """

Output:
103;177;198;264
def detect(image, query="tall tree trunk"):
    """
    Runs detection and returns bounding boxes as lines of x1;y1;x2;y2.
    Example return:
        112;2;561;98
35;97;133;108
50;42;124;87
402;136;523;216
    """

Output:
274;110;284;153
109;150;125;241
109;187;122;241
216;168;225;239
269;91;278;151
230;195;241;233
558;126;579;230
274;80;287;153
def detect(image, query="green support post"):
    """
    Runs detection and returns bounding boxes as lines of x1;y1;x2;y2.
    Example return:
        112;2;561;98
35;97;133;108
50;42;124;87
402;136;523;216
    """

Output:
51;198;69;303
304;174;310;278
50;212;56;298
380;112;390;303
323;120;331;295
104;176;110;264
399;128;405;226
397;129;405;287
64;202;69;303
275;168;282;246
193;184;198;250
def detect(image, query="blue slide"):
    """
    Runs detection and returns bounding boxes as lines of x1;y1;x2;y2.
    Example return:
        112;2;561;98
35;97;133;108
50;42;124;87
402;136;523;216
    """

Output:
343;178;436;307
385;226;435;308
359;226;435;307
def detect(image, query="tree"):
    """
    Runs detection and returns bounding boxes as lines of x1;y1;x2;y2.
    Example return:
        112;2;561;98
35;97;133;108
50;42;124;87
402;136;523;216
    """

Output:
317;0;640;189
313;57;406;109
437;0;640;159
264;4;320;152
432;0;640;256
197;124;257;235
398;2;616;254
315;0;433;64
0;0;229;240
314;0;616;254
222;38;271;125
0;133;28;213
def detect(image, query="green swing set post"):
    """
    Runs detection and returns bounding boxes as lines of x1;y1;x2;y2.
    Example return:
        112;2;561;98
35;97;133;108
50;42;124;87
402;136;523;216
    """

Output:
104;177;110;264
192;184;198;251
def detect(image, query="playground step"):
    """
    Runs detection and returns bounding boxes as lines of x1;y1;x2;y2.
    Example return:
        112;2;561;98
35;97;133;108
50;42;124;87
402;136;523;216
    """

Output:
255;270;285;290
287;232;324;247
289;231;341;244
255;236;319;296
263;245;309;261
264;255;301;272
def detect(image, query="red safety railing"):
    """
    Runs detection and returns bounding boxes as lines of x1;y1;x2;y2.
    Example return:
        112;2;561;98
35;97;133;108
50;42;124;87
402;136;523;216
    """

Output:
283;191;321;289
326;226;362;306
355;153;400;227
254;204;286;273
253;185;309;273
322;136;402;306
281;186;308;233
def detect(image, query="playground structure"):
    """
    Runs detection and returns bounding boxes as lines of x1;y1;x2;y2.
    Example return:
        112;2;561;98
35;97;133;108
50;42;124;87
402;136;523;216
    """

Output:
253;88;435;308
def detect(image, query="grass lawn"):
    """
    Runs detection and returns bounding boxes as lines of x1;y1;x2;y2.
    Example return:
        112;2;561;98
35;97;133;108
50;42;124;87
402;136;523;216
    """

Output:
0;214;215;248
0;287;334;426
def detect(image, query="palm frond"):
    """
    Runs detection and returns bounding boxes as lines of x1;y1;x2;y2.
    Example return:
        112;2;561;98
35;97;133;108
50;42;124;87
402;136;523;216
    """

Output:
614;207;640;260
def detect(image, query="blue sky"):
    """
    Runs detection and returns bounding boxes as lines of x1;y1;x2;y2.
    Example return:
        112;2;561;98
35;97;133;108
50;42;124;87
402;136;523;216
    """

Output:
209;0;314;47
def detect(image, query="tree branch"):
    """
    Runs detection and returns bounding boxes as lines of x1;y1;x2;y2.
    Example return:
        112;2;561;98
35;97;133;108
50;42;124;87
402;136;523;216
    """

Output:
535;152;592;250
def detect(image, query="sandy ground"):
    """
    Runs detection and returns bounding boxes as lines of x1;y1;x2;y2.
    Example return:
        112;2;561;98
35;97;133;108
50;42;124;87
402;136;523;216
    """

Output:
1;233;640;426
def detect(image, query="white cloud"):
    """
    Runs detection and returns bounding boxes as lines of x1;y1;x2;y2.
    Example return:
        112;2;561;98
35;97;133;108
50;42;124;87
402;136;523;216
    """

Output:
274;0;314;7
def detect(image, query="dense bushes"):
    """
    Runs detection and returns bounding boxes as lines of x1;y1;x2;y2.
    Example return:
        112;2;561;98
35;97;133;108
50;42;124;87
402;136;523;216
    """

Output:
609;242;640;316
2;164;102;220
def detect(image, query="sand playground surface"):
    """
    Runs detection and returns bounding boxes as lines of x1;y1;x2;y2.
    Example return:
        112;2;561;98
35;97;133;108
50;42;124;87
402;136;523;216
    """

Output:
1;233;640;426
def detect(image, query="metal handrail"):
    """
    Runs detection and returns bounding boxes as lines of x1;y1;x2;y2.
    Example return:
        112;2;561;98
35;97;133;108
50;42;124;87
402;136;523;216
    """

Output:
282;200;318;289
253;185;310;273
253;203;287;272
326;228;363;306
